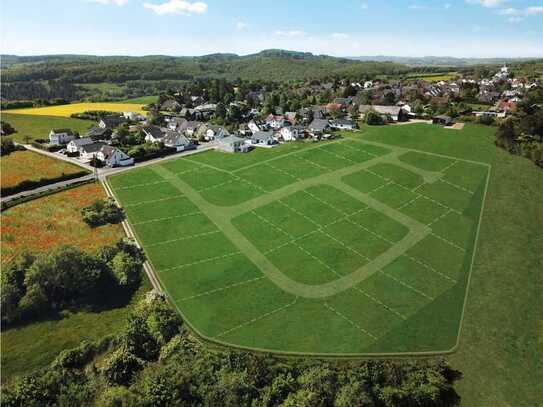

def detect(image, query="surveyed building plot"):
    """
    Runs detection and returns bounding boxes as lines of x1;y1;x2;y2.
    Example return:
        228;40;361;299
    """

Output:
108;136;490;355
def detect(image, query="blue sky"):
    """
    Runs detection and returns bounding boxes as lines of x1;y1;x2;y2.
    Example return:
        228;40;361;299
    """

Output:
1;0;542;57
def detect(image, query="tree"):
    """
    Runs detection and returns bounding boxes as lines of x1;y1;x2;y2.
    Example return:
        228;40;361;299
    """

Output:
1;121;16;136
1;252;34;324
365;110;385;126
81;199;123;227
101;346;145;386
110;251;142;287
123;316;160;361
1;138;18;156
334;381;374;407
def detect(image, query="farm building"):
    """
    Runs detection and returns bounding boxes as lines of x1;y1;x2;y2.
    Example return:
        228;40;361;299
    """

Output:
433;115;455;126
359;105;409;122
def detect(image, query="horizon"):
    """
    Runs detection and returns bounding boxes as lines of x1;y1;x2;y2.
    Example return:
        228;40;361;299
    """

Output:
1;0;542;58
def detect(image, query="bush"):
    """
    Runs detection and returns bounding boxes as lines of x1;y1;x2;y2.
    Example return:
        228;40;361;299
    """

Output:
1;138;21;156
101;347;145;386
364;110;385;126
1;121;16;136
81;198;123;227
53;341;95;369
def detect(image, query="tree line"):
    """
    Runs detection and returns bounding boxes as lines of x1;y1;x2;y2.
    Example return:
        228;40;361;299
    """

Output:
1;292;462;406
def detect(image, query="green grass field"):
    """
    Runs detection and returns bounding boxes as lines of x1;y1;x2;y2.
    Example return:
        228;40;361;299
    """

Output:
108;129;489;355
1;113;94;143
119;95;158;105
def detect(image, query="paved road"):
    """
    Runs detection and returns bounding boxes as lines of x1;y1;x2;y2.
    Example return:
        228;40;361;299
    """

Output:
1;174;97;204
2;143;218;203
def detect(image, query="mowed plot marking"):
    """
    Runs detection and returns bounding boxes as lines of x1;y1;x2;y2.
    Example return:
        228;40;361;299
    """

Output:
108;135;490;354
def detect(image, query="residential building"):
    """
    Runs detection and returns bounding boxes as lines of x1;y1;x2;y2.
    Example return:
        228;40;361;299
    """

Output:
248;130;277;146
49;129;77;145
308;119;331;137
99;115;128;129
358;105;409;122
280;125;305;141
97;146;134;167
162;131;194;152
330;119;356;130
67;137;93;153
216;135;250;153
142;125;165;143
79;142;106;161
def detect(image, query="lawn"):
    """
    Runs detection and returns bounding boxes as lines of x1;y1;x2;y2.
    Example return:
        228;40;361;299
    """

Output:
1;150;87;190
119;95;158;105
5;102;146;117
0;182;145;381
345;123;543;406
1;113;94;143
108;131;489;355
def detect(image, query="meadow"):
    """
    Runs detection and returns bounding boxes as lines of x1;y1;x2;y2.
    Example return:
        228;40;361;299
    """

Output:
5;102;146;117
1;113;94;143
1;150;85;190
119;95;158;105
0;182;148;381
108;129;489;355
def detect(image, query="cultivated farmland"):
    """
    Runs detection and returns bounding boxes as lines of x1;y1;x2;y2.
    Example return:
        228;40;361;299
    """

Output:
5;102;146;117
108;130;489;355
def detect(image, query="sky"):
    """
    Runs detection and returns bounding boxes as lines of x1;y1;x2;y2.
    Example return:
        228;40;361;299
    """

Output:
1;0;542;58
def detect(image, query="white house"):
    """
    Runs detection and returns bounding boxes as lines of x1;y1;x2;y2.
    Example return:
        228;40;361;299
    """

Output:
79;142;106;161
49;129;77;145
205;125;229;141
248;120;268;134
142;125;165;143
216;135;250;153
67;137;93;153
280;125;305;141
247;130;277;146
97;146;134;167
266;114;288;130
330;119;356;130
123;112;146;122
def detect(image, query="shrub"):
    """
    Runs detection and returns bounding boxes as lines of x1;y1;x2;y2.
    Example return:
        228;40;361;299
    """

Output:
101;346;145;386
364;110;385;126
81;198;123;227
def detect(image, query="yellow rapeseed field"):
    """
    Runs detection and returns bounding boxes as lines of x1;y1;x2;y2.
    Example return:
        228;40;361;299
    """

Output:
6;103;147;117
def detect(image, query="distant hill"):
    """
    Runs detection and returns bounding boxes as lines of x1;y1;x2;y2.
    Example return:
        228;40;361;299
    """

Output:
0;50;411;83
346;55;543;67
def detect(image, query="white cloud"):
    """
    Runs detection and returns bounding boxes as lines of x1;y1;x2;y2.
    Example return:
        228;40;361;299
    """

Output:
274;30;306;37
508;16;525;22
361;3;369;9
143;0;207;15
331;32;349;39
497;7;520;15
526;6;543;14
88;0;129;5
236;22;248;30
466;0;506;8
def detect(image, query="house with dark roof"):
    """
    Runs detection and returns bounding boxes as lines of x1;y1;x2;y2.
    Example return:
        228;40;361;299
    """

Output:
162;131;195;152
160;99;182;112
67;137;94;153
142;125;165;143
49;129;77;145
86;126;112;140
167;117;188;131
96;146;134;167
99;115;128;129
432;115;455;126
280;125;306;141
80;142;106;161
308;119;331;138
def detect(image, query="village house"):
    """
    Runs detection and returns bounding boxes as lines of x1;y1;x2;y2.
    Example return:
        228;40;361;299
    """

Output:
432;115;455;126
179;121;204;138
203;125;229;141
247;130;277;146
160;99;182;112
248;119;269;134
96;145;134;167
162;131;195;152
308;119;331;138
86;126;112;141
280;125;305;141
79;142;106;161
67;137;94;153
99;115;128;129
358;105;409;122
49;129;77;145
123;112;146;122
216;135;250;153
265;114;289;130
142;125;165;143
330;118;356;130
167;117;188;131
